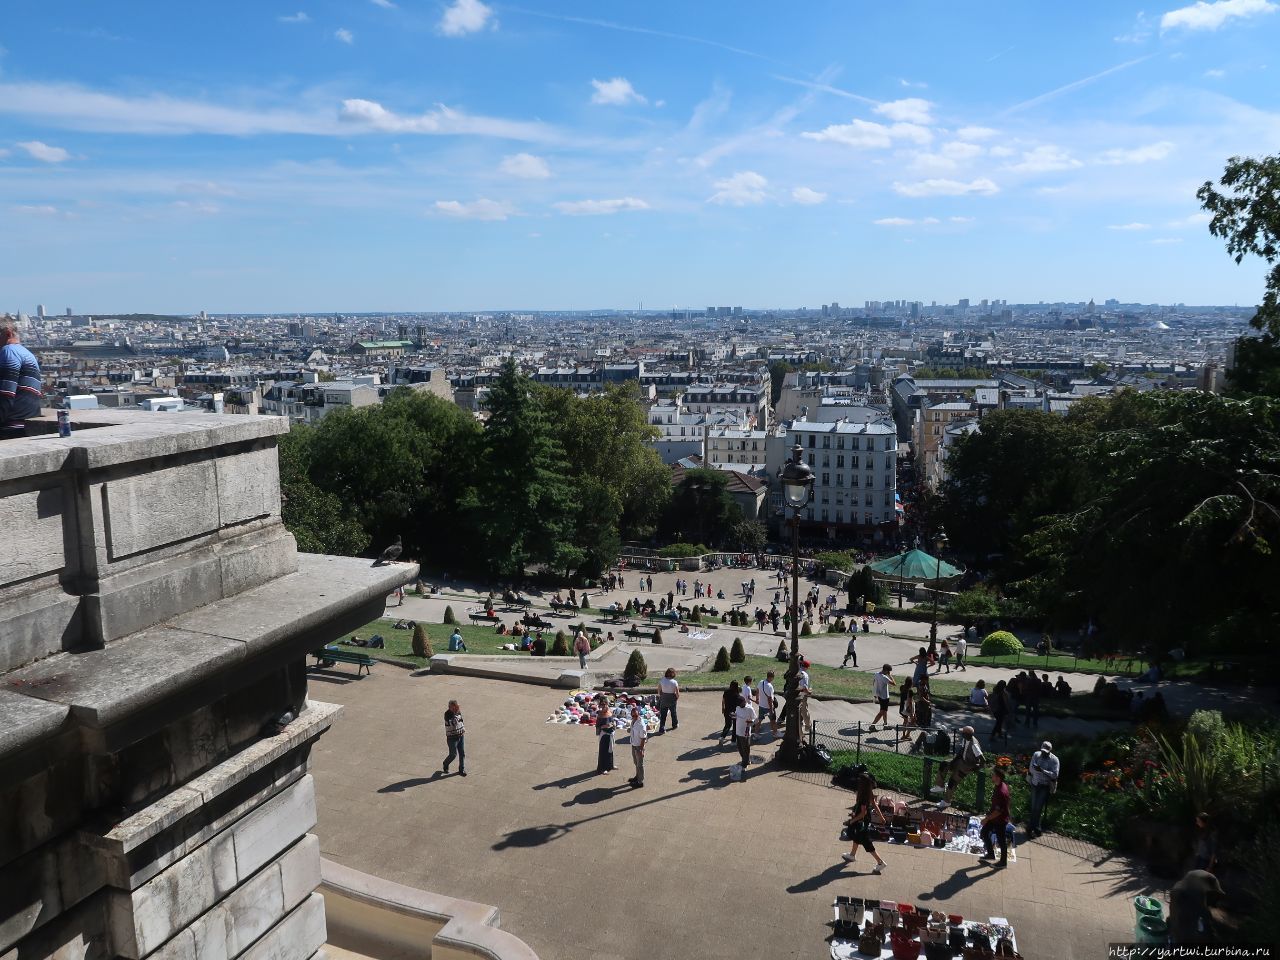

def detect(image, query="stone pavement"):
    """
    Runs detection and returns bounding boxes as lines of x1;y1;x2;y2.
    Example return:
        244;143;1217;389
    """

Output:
309;667;1160;960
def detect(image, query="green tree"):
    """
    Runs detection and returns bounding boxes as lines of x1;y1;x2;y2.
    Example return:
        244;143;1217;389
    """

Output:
443;606;458;625
1199;156;1280;396
551;631;569;656
732;517;767;552
768;360;794;407
713;646;732;671
730;637;745;663
412;623;433;658
624;649;648;681
277;427;371;556
947;587;1001;624
469;359;576;579
659;468;741;548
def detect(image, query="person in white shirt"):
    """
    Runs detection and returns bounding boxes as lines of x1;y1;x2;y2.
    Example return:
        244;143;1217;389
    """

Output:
733;695;758;776
628;707;647;788
741;675;754;708
869;664;896;731
968;679;989;710
955;634;968;671
754;671;777;735
796;661;813;731
1027;741;1061;837
657;668;680;734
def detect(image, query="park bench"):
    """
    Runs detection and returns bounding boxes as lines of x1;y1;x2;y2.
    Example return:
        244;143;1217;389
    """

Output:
549;600;580;615
310;648;375;677
574;625;603;639
646;610;680;624
601;607;631;623
468;610;500;624
502;594;532;610
522;614;555;630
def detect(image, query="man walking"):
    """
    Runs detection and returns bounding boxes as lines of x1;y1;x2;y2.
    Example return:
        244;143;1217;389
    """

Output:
1027;741;1060;837
628;706;647;787
954;633;967;671
657;667;680;734
733;694;757;777
869;664;895;731
754;670;777;736
841;634;858;668
796;660;812;732
442;699;466;777
573;630;591;670
981;768;1011;867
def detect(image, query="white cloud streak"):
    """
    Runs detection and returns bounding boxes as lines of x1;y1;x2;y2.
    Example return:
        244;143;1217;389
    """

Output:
336;98;553;140
709;171;768;205
802;118;931;148
1002;55;1155;115
334;28;354;44
278;12;310;23
1161;0;1276;32
590;77;646;106
1003;145;1081;173
873;217;914;226
873;98;934;124
791;186;827;205
892;178;999;197
1097;141;1175;164
1108;222;1152;230
18;140;71;162
554;197;649;215
434;198;513;220
439;0;495;36
498;152;550;179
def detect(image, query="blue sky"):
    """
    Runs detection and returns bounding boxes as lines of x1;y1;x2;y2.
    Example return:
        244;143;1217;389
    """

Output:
2;0;1279;313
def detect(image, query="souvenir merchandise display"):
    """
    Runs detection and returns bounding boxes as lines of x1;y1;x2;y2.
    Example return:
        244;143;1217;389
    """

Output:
544;690;660;732
856;808;1018;864
832;903;1019;960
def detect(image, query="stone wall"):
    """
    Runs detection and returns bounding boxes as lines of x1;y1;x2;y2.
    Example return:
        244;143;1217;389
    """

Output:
0;411;416;960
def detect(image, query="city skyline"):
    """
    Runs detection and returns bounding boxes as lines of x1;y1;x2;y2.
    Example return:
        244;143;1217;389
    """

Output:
3;0;1280;311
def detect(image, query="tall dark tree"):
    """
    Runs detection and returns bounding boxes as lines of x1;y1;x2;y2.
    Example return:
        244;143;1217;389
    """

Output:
768;360;794;407
1198;155;1280;396
470;359;576;579
659;468;741;548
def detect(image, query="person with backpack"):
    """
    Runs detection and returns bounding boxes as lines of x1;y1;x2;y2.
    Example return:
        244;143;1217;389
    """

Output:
441;700;466;777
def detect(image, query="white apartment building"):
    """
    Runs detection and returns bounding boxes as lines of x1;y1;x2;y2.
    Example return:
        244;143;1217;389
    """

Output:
785;418;899;532
704;427;770;468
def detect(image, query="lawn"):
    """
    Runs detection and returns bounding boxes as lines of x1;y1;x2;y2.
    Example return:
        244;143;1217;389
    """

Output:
341;617;591;664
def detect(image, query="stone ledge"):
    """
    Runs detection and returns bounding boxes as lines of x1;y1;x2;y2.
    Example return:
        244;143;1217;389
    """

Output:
0;689;70;763
91;701;341;860
428;655;591;690
320;859;540;960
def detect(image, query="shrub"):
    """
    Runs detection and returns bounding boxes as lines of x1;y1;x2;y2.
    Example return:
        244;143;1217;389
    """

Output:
947;586;1001;623
815;550;855;572
689;608;702;624
624;649;648;682
981;630;1022;657
411;623;433;658
730;637;745;663
443;606;458;625
415;582;427;597
713;647;732;671
801;620;813;636
551;631;569;656
652;629;663;644
657;542;709;558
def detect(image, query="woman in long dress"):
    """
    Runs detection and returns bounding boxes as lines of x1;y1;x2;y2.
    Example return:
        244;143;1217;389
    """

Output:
596;702;616;774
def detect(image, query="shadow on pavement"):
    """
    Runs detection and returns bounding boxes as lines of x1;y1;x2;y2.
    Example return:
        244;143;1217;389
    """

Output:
378;774;440;793
532;771;597;791
562;786;624;807
917;862;990;901
786;861;849;894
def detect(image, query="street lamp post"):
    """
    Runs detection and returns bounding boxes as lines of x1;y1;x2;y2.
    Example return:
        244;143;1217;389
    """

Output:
778;442;814;768
929;528;948;643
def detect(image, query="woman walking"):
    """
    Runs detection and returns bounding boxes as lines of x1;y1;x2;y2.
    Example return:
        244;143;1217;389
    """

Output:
719;680;741;743
990;679;1012;745
937;639;952;674
842;774;888;872
596;698;616;774
899;678;917;742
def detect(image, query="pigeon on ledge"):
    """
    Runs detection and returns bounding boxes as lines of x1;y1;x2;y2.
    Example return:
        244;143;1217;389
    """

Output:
375;535;403;566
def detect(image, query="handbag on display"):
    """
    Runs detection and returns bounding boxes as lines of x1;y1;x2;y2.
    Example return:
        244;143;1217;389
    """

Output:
903;912;927;937
949;928;968;952
836;896;865;927
890;929;923;960
859;922;886;956
995;938;1021;959
925;943;956;960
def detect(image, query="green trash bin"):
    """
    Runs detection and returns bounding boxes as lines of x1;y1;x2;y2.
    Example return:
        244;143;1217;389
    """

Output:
1134;896;1164;940
1136;917;1167;944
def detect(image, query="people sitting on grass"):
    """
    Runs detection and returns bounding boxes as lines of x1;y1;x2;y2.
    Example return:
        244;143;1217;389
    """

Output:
968;679;989;710
449;628;467;652
531;632;547;657
1055;675;1072;698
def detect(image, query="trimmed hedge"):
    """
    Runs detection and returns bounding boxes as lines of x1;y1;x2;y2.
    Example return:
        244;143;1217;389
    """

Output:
625;649;648;681
981;630;1023;656
730;637;745;663
713;647;732;671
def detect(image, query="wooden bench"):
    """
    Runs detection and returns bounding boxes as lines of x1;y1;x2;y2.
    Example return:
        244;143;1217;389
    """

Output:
601;608;631;623
646;611;680;624
310;648;375;677
468;611;500;624
575;625;603;639
502;595;532;610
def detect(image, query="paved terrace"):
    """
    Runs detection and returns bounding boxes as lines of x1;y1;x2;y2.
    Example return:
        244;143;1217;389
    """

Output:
309;669;1157;960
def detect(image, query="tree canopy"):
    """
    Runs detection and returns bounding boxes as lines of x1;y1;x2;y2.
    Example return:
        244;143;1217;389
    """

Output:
658;468;742;548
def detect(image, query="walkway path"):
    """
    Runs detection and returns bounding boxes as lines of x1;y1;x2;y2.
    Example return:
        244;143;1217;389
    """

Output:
309;668;1159;960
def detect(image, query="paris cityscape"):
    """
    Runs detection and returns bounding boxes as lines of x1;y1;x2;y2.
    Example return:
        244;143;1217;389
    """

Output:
2;2;1279;960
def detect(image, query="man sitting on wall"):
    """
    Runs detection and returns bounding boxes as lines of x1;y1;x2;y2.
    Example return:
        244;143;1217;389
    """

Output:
0;325;43;438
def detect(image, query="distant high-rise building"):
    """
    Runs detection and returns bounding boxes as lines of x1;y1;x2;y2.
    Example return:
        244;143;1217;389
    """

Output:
732;306;742;317
37;304;46;318
958;298;970;309
66;307;73;316
706;307;715;317
821;304;830;317
910;302;920;319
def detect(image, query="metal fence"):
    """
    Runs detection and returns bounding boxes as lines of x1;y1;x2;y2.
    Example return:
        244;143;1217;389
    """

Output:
811;719;989;812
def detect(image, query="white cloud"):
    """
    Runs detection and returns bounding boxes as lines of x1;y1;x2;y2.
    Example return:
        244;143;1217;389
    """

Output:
0;148;9;158
334;28;354;44
873;217;914;226
434;198;513;220
899;79;928;89
988;145;1015;158
873;98;934;124
1115;11;1153;42
370;0;396;7
1150;237;1184;244
554;197;649;215
1204;68;1226;78
956;125;998;141
949;216;975;223
892;177;999;197
1098;140;1175;164
12;204;60;216
912;140;985;173
1003;145;1081;173
1167;212;1213;228
1161;0;1276;31
439;0;494;36
498;152;550;179
590;77;647;106
17;140;70;162
1108;222;1152;230
791;186;827;205
338;98;551;140
278;11;310;23
921;216;940;224
171;200;220;214
801;118;931;148
709;170;768;205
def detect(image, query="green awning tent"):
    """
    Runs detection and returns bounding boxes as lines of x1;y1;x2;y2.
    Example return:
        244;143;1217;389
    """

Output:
868;548;963;581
